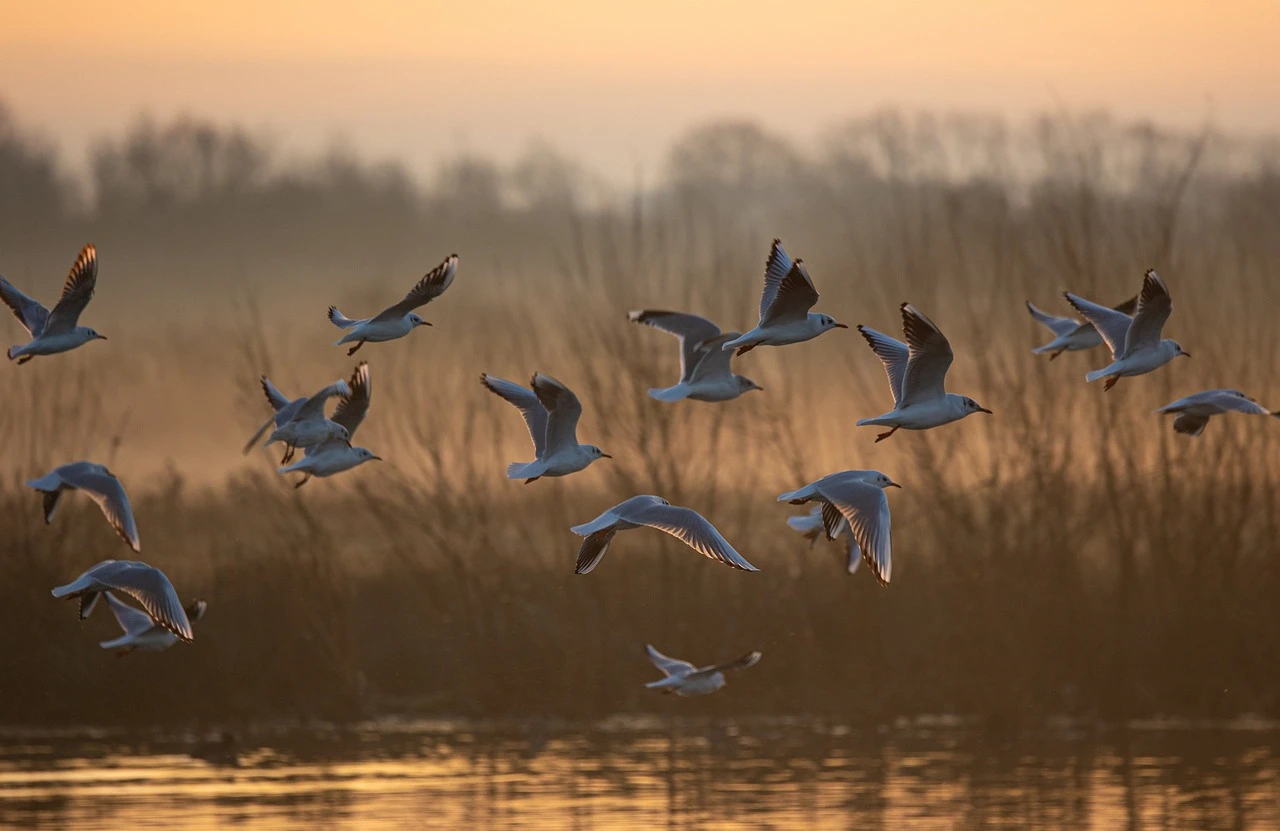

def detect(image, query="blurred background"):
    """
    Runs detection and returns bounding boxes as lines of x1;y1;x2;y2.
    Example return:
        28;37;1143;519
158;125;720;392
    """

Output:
0;2;1277;827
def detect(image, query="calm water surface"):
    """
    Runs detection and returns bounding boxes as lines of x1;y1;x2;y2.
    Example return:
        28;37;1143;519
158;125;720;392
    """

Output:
0;718;1275;829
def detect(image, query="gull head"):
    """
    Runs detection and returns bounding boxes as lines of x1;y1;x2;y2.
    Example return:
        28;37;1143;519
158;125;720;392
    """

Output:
408;313;431;328
353;447;382;464
586;445;613;461
80;326;107;342
817;314;848;331
736;376;764;394
1167;340;1190;359
872;471;902;490
960;396;993;416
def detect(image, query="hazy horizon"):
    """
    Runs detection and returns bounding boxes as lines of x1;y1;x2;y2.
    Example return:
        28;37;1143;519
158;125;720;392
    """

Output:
5;0;1280;184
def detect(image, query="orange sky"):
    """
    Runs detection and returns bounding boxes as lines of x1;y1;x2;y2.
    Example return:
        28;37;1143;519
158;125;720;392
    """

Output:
3;0;1278;181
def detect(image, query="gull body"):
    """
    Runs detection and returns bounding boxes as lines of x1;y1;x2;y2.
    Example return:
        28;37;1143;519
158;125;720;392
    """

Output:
98;592;207;655
1065;270;1188;390
328;254;457;355
1153;389;1278;437
856;304;991;441
628;309;761;402
280;362;381;486
264;379;351;462
1;244;106;364
1026;295;1137;359
721;239;847;355
481;373;610;482
778;470;900;585
643;644;762;696
26;461;140;552
570;495;758;574
52;560;194;642
788;506;860;575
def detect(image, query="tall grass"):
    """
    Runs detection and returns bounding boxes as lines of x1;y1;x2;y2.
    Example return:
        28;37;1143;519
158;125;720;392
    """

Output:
0;107;1277;726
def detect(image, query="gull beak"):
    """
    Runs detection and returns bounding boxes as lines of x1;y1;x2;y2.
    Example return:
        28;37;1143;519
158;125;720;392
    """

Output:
833;323;849;329
371;455;384;461
887;481;902;489
1181;351;1191;358
97;334;108;341
979;407;994;415
601;453;613;459
423;320;433;327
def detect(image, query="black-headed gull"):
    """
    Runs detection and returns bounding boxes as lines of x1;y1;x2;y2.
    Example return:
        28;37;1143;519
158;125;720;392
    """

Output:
98;592;207;655
1154;389;1278;437
643;644;762;696
788;506;861;575
570;495;758;573
52;560;194;642
721;239;847;355
1065;270;1189;390
855;304;991;442
1026;295;1137;359
1;244;106;364
778;470;900;585
280;362;381;487
26;462;140;552
480;372;611;482
327;254;457;355
264;378;352;464
628;309;762;401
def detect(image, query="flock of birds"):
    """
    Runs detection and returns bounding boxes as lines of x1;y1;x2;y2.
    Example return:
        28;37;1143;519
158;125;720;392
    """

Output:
3;239;1275;696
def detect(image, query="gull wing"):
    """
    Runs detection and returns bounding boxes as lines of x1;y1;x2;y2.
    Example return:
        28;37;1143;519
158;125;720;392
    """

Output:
615;501;759;572
54;463;140;553
1064;292;1132;359
1172;413;1210;436
0;276;50;337
105;591;157;636
330;362;371;439
1025;301;1080;337
757;238;794;323
898;304;955;407
628;310;723;383
687;332;741;383
645;644;697;677
44;244;98;334
857;326;910;407
815;480;892;586
531;373;583;455
292;380;351;423
1120;270;1173;356
700;650;763;675
481;374;548;457
760;260;819;326
372;254;458;322
92;561;193;642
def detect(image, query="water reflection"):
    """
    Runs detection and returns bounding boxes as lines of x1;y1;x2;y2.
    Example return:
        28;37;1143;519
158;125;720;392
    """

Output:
0;719;1274;829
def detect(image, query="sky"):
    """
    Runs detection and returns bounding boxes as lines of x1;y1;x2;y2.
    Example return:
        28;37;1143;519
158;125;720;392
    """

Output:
3;0;1278;183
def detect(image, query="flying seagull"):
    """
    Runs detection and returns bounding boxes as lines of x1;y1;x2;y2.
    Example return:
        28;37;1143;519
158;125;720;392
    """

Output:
628;309;762;401
1026;295;1137;359
721;239;847;355
263;378;352;464
570;495;758;574
787;506;861;575
856;303;991;442
243;376;306;455
643;644;762;696
328;254;458;355
1153;389;1279;437
97;592;207;656
480;372;611;482
778;470;900;585
26;461;140;553
1065;269;1188;390
280;362;382;487
52;560;194;642
1;244;106;364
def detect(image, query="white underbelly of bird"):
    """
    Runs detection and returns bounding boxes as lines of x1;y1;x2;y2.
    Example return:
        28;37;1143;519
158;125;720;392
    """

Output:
9;330;96;359
1086;342;1181;382
856;397;971;431
335;317;414;345
646;672;726;696
723;316;828;350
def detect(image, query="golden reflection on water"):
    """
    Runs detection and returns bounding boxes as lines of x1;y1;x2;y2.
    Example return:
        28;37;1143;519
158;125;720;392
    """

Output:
0;720;1274;829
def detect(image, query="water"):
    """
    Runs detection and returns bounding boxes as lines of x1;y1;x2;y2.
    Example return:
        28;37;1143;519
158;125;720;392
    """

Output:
0;718;1275;829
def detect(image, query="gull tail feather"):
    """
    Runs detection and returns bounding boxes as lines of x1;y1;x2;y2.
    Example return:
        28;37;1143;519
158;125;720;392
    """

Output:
506;460;546;480
1085;366;1113;383
648;385;690;402
5;345;19;361
1031;343;1059;355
